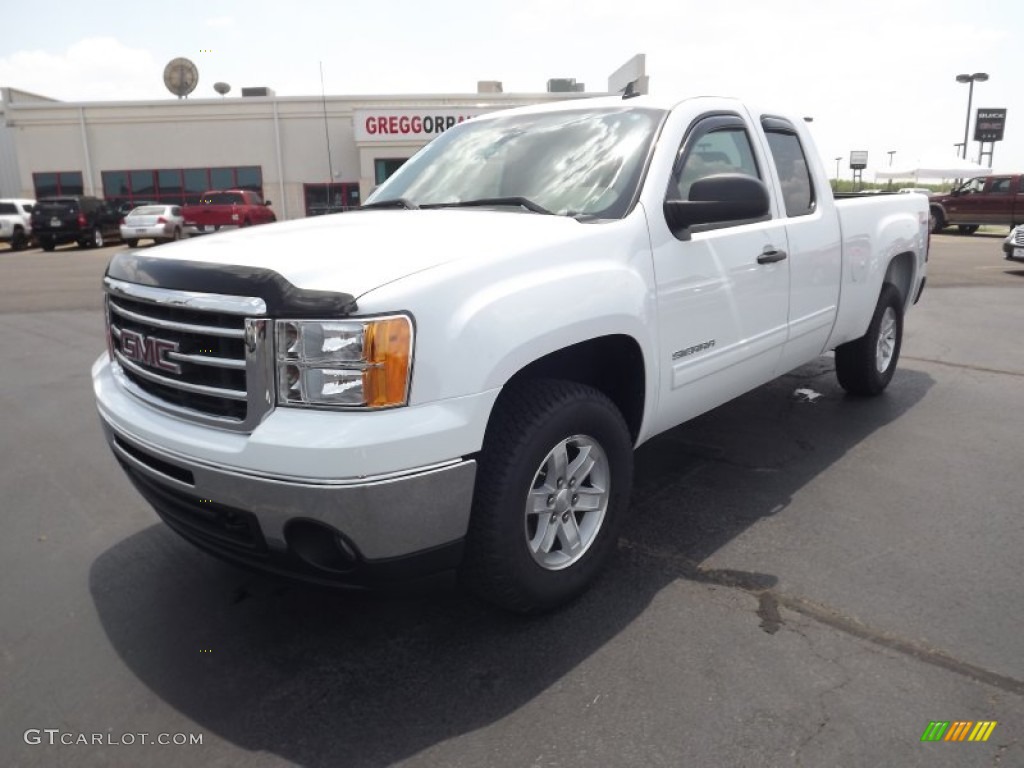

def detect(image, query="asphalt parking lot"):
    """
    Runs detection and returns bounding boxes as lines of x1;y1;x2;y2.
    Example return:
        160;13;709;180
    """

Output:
1;233;1022;767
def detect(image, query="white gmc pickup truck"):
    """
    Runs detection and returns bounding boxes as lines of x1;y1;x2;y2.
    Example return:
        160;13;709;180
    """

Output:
93;95;929;612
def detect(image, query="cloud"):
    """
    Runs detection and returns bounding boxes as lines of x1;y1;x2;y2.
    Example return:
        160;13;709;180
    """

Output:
0;38;168;101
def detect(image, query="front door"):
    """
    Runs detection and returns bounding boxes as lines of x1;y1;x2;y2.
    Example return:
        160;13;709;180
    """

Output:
650;114;790;433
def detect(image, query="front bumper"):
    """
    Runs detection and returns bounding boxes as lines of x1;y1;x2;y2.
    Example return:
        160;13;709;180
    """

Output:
100;417;476;585
93;348;492;585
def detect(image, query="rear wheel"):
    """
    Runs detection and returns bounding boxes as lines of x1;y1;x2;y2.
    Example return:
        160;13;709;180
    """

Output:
11;228;27;251
125;239;138;248
172;227;182;241
460;379;633;613
835;283;904;396
957;224;979;235
40;238;56;252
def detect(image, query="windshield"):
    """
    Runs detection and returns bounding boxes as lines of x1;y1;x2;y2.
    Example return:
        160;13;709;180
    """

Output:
365;107;666;219
129;206;166;215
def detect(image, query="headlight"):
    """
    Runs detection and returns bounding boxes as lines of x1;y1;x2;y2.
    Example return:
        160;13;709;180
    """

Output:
275;315;413;408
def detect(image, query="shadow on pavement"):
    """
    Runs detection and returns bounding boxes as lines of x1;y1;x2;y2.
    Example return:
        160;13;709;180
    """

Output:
89;358;933;768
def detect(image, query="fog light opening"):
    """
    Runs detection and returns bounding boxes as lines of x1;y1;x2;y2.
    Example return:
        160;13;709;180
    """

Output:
285;519;359;574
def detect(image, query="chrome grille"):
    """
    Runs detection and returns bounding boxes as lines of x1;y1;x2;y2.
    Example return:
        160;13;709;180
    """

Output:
1012;227;1024;246
104;278;274;432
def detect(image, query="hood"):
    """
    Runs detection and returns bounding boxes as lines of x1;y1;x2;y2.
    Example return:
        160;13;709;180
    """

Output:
145;209;597;298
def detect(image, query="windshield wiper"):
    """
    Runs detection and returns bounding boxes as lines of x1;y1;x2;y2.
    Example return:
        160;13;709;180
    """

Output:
360;198;420;210
423;197;554;215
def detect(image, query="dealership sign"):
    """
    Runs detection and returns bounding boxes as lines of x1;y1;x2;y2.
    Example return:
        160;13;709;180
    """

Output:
974;108;1007;142
849;151;868;170
354;108;494;143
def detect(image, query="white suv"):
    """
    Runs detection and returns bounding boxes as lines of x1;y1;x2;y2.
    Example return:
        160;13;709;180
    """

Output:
0;199;35;250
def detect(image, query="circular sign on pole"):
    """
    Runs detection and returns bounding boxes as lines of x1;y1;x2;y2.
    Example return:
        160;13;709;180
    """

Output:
163;58;199;99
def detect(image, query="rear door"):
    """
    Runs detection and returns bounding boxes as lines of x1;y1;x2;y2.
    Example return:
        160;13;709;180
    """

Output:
760;117;842;372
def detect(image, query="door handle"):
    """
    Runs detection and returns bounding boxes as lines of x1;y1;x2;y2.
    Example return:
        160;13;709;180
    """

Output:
757;246;788;264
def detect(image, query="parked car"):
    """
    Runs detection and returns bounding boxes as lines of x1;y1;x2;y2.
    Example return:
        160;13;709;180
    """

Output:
1004;225;1024;261
929;174;1024;234
898;187;932;196
31;196;122;250
93;94;929;613
120;204;186;247
0;198;35;250
181;189;275;235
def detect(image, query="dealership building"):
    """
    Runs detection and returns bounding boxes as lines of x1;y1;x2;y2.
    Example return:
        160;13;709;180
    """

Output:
0;57;647;220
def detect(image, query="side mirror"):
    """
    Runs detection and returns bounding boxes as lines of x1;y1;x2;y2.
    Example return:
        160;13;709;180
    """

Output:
264;200;272;206
663;173;771;237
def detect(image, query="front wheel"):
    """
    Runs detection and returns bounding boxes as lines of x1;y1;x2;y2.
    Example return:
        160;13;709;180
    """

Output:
957;224;979;235
835;283;904;396
929;209;945;234
460;379;633;613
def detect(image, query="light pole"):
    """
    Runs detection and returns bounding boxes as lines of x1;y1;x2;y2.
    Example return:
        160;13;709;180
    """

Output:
887;151;896;189
834;156;842;190
955;72;988;160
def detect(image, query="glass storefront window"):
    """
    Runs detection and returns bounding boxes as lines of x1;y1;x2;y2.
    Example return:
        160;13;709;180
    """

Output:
210;167;234;189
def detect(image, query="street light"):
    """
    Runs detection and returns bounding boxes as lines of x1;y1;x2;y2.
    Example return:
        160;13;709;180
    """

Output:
834;156;842;190
955;72;989;160
887;151;896;189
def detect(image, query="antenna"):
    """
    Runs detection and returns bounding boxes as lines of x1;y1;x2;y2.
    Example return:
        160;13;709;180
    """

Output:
213;82;231;97
163;58;199;99
320;62;334;184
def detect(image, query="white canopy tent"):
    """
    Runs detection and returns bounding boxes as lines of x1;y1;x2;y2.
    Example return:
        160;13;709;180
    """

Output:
874;158;993;181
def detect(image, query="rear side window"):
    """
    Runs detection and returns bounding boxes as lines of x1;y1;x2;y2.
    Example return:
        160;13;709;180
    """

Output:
0;203;16;214
764;128;815;217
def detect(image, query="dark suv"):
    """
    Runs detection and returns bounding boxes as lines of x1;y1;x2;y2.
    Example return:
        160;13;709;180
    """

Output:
31;196;123;251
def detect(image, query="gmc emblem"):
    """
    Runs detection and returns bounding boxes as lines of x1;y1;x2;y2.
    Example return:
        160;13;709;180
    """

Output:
120;329;181;374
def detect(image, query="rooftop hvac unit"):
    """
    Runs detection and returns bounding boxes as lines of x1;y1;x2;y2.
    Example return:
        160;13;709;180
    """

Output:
547;78;584;93
241;87;275;97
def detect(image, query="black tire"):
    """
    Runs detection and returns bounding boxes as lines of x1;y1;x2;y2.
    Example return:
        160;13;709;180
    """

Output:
171;228;182;241
957;225;979;235
460;379;633;613
929;209;945;233
11;228;27;251
92;228;104;248
835;283;904;396
40;238;56;252
125;239;138;248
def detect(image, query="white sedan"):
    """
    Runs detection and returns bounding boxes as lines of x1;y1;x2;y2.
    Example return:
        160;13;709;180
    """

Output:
120;205;185;247
1004;225;1023;261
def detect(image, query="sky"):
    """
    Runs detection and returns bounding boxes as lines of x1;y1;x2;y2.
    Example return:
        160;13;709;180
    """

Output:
1;0;1022;181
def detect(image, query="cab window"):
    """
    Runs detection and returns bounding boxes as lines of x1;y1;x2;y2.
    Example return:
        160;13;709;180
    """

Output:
764;128;815;217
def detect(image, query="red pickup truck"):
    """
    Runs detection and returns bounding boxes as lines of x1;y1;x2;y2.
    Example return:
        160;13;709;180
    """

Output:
182;189;276;235
928;174;1024;234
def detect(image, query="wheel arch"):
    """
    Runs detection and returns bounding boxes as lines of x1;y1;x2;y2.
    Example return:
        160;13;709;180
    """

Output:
883;251;916;311
495;335;646;444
